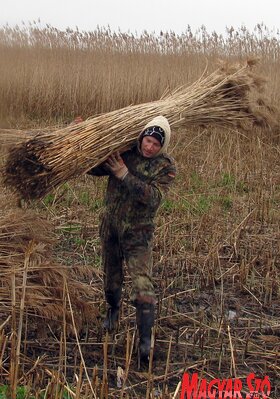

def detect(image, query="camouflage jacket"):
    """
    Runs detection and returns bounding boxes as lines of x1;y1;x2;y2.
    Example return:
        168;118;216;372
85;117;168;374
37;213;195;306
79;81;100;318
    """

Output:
88;145;176;226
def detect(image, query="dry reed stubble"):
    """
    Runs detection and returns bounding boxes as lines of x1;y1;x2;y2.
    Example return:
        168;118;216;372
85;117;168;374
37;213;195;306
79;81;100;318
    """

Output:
0;198;103;396
1;126;279;397
0;204;100;332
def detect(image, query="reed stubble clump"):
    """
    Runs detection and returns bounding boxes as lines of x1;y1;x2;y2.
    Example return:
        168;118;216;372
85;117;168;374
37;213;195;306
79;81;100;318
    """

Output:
0;196;100;333
4;61;277;200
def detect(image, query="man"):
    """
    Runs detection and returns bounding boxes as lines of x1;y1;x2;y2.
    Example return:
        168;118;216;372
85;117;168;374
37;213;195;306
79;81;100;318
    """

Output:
88;115;176;361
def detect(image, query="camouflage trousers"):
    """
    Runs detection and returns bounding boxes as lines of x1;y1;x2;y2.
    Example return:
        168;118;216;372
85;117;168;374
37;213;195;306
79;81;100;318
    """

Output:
100;214;156;305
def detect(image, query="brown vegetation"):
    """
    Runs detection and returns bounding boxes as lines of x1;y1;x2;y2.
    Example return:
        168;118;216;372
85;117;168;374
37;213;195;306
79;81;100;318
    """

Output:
0;23;280;124
0;23;280;398
0;202;99;329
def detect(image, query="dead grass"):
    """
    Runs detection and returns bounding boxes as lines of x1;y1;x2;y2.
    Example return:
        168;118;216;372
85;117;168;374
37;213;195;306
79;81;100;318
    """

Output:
1;124;279;398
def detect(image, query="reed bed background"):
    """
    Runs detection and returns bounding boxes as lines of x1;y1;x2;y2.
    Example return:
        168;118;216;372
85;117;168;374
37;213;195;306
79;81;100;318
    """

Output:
0;22;280;398
0;22;280;126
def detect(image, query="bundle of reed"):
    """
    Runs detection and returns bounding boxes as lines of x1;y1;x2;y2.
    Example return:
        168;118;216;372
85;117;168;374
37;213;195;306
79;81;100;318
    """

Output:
4;60;276;200
0;127;56;150
0;129;30;145
0;123;65;144
0;206;100;334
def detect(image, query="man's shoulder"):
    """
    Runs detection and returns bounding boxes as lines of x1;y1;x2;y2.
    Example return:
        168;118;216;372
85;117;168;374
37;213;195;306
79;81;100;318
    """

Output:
121;145;137;162
160;152;176;166
123;144;138;157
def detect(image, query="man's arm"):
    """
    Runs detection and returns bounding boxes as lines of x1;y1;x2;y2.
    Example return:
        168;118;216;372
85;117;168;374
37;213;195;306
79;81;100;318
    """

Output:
87;163;110;176
123;165;176;207
105;152;176;206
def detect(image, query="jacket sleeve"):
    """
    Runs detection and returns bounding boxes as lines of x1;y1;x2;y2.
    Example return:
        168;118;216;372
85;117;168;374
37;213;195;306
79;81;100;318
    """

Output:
122;163;176;207
87;163;110;176
87;148;131;177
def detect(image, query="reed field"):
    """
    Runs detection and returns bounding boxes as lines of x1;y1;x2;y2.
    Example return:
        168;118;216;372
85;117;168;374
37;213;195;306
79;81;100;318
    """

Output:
0;23;280;398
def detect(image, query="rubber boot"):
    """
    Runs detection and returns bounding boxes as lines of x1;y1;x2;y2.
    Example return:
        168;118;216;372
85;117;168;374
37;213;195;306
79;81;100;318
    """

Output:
136;303;155;362
103;288;121;332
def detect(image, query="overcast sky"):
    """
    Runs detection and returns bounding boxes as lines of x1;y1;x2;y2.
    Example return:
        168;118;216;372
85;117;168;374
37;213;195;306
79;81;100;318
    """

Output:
1;0;279;36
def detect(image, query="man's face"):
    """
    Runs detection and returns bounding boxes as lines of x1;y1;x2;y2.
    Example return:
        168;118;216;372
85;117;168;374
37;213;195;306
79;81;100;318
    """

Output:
140;136;161;158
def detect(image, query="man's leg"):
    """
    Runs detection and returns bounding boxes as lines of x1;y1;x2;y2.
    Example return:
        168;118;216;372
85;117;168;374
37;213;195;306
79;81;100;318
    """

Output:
136;300;155;362
100;217;124;331
123;226;156;361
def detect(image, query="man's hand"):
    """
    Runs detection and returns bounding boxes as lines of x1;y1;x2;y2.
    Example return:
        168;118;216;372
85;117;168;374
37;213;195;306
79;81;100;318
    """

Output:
105;152;128;180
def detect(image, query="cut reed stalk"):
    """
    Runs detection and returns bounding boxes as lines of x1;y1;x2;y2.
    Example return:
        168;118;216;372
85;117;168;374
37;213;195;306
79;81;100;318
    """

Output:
4;61;276;200
9;265;17;399
13;242;32;398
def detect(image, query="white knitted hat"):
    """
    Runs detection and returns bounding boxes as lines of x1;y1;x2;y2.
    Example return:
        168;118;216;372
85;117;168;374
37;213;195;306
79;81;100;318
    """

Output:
138;115;171;156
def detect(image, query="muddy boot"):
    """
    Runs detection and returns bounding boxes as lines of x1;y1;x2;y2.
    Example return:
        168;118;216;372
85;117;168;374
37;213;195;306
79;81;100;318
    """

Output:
103;288;121;332
136;303;155;362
